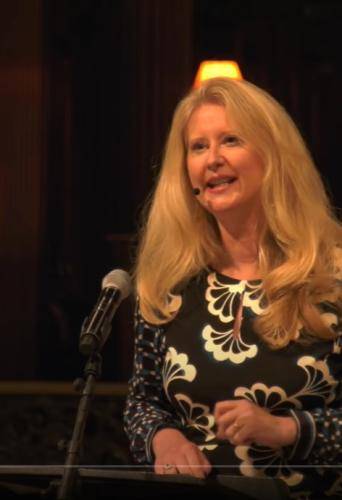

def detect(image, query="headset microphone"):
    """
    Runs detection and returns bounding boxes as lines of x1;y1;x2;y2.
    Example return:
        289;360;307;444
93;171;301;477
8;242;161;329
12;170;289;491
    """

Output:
192;187;200;195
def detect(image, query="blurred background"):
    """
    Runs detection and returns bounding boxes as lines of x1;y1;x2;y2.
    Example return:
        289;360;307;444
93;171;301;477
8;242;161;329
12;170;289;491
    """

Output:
0;0;341;465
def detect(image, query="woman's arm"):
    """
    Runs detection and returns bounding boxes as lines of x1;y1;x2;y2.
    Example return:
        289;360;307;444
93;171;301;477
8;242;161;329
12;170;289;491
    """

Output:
286;306;342;466
285;402;342;465
215;322;342;465
123;307;184;464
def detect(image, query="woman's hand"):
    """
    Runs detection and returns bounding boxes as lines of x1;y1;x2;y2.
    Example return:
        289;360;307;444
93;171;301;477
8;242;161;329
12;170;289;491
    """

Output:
152;428;212;479
214;399;297;449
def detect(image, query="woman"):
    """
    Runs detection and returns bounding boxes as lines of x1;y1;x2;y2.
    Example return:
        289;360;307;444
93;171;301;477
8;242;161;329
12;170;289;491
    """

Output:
123;77;342;498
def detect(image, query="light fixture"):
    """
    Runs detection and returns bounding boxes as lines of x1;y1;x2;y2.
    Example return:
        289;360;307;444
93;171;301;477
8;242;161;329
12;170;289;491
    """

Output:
193;60;243;88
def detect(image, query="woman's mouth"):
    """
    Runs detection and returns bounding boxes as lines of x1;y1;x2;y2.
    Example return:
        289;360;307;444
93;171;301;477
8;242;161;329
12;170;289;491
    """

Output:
206;176;237;190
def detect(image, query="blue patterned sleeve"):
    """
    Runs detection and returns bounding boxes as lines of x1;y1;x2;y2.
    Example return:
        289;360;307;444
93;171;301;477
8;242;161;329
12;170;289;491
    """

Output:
123;305;184;464
286;302;342;466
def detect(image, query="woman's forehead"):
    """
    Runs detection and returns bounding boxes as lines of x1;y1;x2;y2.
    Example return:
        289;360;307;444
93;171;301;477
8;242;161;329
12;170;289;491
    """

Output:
184;102;243;138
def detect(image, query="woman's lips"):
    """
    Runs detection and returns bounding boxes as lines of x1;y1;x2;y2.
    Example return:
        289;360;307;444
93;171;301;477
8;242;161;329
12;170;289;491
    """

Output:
206;178;237;193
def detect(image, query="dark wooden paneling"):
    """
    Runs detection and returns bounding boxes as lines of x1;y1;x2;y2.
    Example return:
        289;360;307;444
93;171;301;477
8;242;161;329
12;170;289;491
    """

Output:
0;0;45;378
35;0;195;382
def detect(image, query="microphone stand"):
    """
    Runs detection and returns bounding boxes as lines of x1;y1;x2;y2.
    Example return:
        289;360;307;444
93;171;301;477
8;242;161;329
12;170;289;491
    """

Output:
56;348;103;500
48;270;131;499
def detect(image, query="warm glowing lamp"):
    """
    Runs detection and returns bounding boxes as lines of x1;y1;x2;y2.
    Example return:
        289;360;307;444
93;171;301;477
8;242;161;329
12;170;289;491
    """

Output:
193;60;243;88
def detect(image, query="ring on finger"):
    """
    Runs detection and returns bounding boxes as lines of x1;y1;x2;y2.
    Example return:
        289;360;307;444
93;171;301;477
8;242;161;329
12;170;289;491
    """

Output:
163;464;175;471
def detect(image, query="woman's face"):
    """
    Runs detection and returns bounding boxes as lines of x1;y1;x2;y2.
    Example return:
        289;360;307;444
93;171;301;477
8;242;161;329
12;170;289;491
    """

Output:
186;103;264;221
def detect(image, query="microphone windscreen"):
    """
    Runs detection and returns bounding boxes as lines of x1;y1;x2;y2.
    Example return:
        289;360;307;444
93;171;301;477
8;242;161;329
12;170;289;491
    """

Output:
102;269;132;298
193;187;200;195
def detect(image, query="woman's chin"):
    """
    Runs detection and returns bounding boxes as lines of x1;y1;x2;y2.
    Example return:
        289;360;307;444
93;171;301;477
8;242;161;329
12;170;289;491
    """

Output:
205;199;240;215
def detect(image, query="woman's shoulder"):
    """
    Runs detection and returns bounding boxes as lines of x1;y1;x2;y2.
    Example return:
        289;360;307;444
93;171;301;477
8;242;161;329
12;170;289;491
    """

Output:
134;286;190;331
134;297;166;332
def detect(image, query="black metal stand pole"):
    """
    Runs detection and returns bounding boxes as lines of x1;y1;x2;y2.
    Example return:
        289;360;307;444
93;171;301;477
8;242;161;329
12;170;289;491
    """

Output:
56;353;102;500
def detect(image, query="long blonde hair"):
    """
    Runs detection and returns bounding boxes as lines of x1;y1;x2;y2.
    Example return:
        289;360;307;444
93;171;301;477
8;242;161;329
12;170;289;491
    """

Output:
135;77;342;348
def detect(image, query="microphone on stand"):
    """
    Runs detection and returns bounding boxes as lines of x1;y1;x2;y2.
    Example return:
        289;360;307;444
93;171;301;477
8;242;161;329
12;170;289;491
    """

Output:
79;269;132;356
58;270;132;500
192;187;201;195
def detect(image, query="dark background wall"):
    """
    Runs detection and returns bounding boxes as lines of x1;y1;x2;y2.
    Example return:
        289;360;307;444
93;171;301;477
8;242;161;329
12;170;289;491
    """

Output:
0;0;341;383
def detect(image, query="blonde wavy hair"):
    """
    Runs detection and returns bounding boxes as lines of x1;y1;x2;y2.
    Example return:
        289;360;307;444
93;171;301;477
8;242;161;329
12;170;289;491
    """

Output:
135;77;342;348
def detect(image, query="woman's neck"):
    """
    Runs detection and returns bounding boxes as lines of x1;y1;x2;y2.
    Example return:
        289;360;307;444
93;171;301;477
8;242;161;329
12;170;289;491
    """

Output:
213;212;264;280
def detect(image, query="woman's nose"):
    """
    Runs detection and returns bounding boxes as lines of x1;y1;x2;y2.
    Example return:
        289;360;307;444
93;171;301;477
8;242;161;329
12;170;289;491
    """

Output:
207;146;225;171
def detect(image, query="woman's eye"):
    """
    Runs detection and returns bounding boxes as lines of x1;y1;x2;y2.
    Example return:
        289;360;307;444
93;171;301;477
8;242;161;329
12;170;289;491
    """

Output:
223;135;240;146
190;141;206;152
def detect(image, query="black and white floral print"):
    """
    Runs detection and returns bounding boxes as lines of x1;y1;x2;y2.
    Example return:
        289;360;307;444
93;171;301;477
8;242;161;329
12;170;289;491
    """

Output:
123;270;342;498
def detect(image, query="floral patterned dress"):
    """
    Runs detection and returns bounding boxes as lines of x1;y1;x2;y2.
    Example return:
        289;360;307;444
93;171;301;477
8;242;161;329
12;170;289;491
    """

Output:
123;270;342;499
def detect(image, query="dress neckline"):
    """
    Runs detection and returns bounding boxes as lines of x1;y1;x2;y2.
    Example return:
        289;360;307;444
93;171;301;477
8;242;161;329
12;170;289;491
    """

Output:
207;266;263;284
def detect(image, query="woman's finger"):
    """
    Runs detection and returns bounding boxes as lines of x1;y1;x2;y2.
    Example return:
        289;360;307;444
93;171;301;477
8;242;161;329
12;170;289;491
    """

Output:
183;450;208;479
154;462;178;475
198;451;212;476
223;420;240;440
228;423;253;446
215;408;240;435
174;461;193;477
154;445;212;478
214;400;238;419
163;464;178;475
